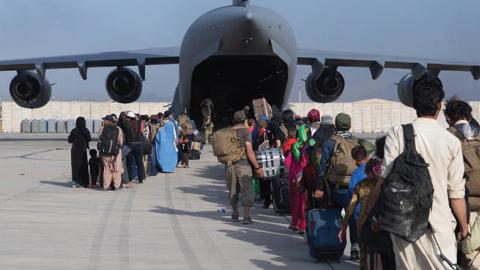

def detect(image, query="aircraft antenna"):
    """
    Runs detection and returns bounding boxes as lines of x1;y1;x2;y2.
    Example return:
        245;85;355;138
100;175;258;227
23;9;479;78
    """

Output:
232;0;249;6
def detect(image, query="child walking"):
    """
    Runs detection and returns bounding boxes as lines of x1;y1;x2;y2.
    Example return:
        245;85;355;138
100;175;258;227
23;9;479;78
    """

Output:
88;149;100;188
179;135;190;168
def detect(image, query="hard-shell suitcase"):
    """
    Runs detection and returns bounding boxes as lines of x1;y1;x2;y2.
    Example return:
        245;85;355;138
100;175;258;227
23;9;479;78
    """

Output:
271;177;290;213
252;98;273;120
306;208;346;261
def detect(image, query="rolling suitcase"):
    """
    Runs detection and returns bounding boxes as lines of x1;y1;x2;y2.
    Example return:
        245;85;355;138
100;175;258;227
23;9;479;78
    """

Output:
306;208;346;262
270;177;290;213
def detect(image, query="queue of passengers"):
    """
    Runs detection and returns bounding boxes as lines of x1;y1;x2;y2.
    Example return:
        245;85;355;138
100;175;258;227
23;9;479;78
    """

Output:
218;75;479;269
68;111;199;191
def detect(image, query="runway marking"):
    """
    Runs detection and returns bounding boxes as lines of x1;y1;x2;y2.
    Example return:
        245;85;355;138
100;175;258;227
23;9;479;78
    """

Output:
118;188;136;270
164;173;203;270
0;148;64;161
0;174;69;204
87;191;120;270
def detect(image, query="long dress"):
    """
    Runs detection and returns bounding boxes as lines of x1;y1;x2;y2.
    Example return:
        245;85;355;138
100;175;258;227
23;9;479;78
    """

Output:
68;119;91;187
155;121;178;173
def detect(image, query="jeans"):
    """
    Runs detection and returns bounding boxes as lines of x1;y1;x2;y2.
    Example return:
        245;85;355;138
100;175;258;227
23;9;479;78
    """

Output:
126;142;145;182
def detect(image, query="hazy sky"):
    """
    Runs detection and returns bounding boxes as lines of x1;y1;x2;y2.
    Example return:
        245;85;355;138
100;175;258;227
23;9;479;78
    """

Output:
0;0;479;102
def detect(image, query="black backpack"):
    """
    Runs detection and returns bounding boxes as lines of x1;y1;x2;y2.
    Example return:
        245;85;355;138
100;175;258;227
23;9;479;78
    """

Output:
378;124;434;243
98;126;120;156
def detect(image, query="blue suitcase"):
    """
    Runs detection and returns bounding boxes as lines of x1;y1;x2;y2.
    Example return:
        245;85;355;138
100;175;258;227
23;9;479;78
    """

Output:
306;208;346;261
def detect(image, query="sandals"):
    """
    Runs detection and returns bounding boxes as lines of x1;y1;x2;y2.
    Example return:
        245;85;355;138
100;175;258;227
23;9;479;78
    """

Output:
288;225;299;232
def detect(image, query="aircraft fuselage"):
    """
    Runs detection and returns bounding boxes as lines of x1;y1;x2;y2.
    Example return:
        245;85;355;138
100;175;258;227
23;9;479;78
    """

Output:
172;3;297;124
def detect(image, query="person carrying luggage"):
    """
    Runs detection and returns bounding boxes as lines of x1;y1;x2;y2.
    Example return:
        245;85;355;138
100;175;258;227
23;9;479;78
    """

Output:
314;113;359;207
98;115;124;191
368;73;468;269
285;125;311;234
444;98;480;269
213;110;263;225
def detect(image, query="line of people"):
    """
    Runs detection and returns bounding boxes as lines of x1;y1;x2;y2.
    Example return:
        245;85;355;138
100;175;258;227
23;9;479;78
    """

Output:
218;78;479;269
68;111;201;191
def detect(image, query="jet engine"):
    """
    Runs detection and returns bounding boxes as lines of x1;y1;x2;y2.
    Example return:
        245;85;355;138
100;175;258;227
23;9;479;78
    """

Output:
305;67;345;103
9;71;52;109
397;73;443;107
106;67;142;103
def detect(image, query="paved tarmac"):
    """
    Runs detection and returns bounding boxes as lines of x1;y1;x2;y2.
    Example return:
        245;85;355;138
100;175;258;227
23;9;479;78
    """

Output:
0;140;358;270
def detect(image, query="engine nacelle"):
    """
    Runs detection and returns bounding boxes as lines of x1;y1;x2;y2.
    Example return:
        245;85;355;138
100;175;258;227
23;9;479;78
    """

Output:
306;67;345;103
397;73;443;107
106;67;142;103
10;71;52;109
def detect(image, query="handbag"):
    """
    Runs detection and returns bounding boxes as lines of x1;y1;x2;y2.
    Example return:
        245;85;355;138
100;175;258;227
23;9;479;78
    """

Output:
462;214;480;254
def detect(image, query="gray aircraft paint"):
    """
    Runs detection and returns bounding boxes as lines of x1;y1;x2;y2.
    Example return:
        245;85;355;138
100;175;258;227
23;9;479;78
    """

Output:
175;2;297;115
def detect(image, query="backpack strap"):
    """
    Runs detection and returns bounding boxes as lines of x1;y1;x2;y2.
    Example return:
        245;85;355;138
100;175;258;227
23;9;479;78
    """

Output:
402;124;415;152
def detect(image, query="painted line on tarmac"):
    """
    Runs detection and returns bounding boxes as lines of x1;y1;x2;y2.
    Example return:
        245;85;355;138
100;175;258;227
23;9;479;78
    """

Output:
165;173;203;270
0;174;68;204
0;148;58;160
87;191;120;270
118;188;136;270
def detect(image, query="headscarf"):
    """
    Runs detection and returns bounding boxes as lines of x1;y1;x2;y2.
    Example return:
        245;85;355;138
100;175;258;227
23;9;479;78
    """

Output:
75;116;90;138
292;125;308;160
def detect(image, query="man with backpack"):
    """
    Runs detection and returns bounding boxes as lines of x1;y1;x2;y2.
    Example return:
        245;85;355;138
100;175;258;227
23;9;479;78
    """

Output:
368;73;468;269
98;115;124;191
213;110;264;225
314;113;358;203
444;98;480;269
314;112;360;258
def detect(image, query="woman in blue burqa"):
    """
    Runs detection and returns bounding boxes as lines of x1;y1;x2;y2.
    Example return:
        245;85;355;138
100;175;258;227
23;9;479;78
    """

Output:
155;119;178;173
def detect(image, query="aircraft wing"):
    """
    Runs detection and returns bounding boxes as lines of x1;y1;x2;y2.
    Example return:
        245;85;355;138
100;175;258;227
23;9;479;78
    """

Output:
0;47;180;80
297;48;480;80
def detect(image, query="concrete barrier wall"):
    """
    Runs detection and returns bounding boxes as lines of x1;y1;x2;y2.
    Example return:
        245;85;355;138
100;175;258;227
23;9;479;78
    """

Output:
1;101;170;133
1;99;480;133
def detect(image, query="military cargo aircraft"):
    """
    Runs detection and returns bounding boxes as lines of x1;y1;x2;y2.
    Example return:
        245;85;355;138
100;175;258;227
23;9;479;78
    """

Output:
0;0;478;123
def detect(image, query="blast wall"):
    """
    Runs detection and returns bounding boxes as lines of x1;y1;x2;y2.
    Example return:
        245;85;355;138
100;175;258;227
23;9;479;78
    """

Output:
1;99;480;133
